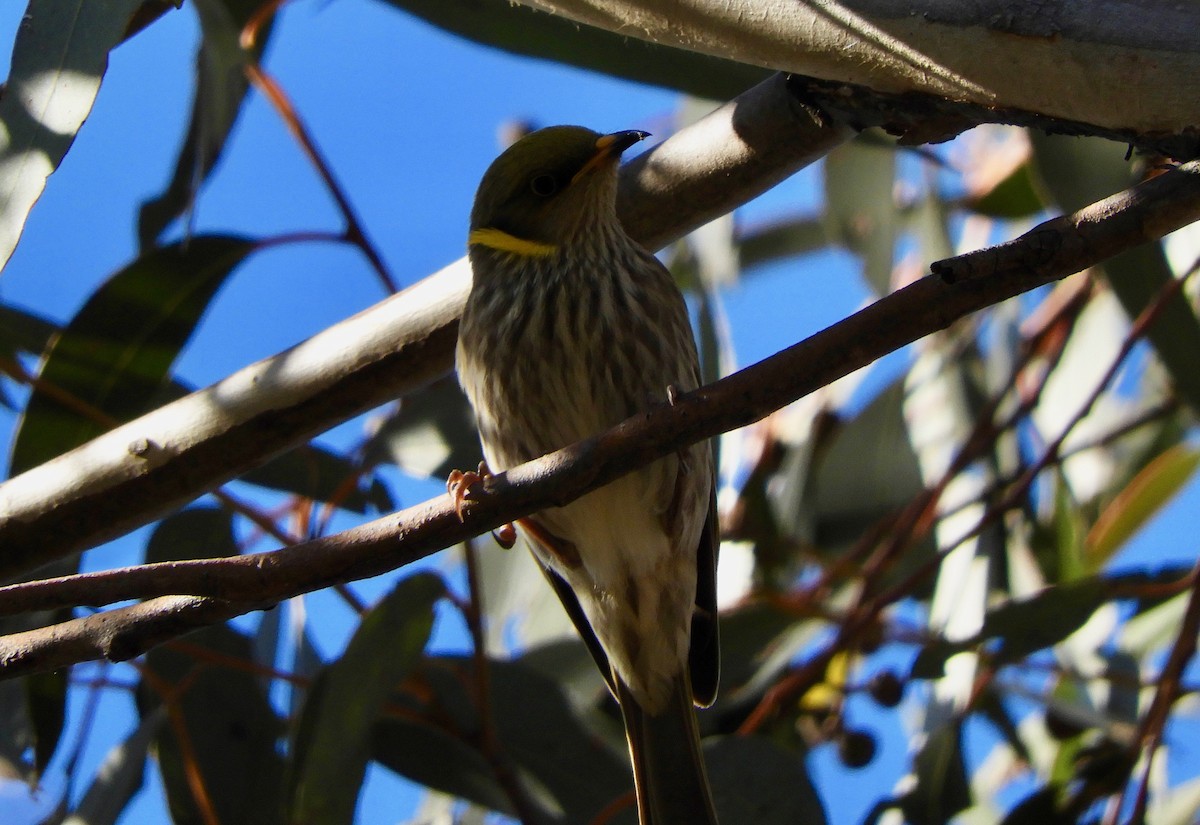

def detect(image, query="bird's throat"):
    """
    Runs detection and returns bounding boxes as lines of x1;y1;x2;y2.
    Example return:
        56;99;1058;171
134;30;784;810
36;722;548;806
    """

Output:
468;227;558;258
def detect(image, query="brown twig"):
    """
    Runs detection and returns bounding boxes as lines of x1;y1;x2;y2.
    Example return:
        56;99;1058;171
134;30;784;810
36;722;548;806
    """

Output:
1121;562;1200;825
239;1;395;293
740;255;1198;731
460;539;545;824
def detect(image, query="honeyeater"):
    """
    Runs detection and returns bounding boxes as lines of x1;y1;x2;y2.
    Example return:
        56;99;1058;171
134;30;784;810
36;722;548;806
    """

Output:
454;126;720;824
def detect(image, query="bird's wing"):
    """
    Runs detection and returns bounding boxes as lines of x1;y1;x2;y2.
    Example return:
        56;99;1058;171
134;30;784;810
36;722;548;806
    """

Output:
689;483;721;708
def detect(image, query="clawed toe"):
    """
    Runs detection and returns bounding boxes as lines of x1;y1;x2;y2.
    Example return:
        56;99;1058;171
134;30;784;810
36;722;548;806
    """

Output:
447;461;491;522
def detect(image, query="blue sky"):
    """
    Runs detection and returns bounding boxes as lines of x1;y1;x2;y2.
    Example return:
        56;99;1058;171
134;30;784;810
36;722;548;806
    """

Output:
0;2;874;822
4;1;1198;823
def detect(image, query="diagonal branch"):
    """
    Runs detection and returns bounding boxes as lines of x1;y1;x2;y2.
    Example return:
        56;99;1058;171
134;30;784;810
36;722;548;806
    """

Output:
0;72;844;584
3;159;1199;680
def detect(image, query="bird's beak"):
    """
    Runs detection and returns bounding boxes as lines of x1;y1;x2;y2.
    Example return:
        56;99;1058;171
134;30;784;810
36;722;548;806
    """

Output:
571;130;650;185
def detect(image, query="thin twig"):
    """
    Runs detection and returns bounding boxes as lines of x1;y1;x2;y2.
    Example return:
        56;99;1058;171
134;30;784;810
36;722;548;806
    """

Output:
239;2;396;293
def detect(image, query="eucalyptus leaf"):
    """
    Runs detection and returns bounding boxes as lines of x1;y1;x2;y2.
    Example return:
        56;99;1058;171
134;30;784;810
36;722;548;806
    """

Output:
1085;444;1200;565
145;506;237;564
363;375;480;480
375;653;631;822
138;624;285;825
65;707;165;825
139;0;274;245
9;235;256;474
823;135;898;295
902;723;970;825
287;573;443;824
707;735;827;824
0;0;150;272
0;302;58;358
1032;132;1200;416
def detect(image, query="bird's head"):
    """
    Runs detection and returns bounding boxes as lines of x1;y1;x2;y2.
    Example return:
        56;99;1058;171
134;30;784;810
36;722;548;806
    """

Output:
469;126;648;256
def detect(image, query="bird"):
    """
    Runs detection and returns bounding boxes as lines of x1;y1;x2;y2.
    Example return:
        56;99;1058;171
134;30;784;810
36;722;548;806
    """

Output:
453;125;720;824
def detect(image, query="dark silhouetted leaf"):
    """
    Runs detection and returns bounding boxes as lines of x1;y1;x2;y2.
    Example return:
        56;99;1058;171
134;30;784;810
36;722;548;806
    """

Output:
382;0;768;100
0;0;151;271
146;506;237;564
717;601;822;703
287;572;443;824
67;707;164;825
738;214;828;273
913;577;1113;677
0;677;34;780
998;787;1073;825
363;375;481;479
1032;133;1200;415
807;380;930;579
138;624;285;825
375;653;631;822
968;159;1046;218
9;235;255;474
139;0;273;245
26;669;66;777
707;735;827;824
242;442;393;513
983;578;1110;663
0;302;57;358
902;723;970;825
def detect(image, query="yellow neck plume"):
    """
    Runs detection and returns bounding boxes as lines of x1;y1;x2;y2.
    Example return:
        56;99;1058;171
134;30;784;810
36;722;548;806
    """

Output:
468;227;558;258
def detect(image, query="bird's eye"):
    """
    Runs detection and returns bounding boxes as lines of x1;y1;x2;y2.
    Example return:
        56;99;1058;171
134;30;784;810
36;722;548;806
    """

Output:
529;173;558;197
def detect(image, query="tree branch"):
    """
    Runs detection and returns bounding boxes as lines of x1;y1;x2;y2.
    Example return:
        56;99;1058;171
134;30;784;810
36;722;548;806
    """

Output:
0;73;845;583
518;0;1200;147
3;159;1198;680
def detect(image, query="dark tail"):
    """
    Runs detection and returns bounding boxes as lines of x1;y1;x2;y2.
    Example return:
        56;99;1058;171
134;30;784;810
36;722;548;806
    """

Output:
617;674;719;825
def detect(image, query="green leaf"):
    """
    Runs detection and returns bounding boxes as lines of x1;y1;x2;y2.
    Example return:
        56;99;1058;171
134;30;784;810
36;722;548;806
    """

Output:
9;235;256;474
1031;132;1200;414
967;160;1046;219
376;653;633;820
0;0;152;272
26;669;66;777
287;572;443;825
982;577;1110;664
913;577;1114;678
241;442;393;514
901;723;970;825
1086;443;1200;564
139;0;273;245
363;375;481;479
716;601;823;702
823;134;898;295
707;736;827;824
382;0;769;99
372;704;513;815
738;215;828;273
807;380;930;577
146;506;237;564
0;301;58;357
1103;242;1200;415
1030;132;1137;214
68;707;165;825
138;624;286;825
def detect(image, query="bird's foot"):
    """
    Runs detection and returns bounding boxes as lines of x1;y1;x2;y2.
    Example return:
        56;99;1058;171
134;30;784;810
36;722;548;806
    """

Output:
666;383;681;405
446;463;519;545
446;461;491;522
